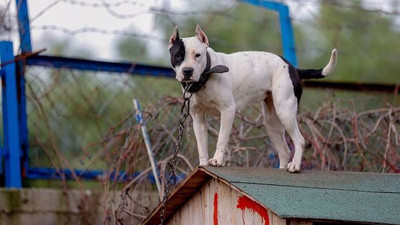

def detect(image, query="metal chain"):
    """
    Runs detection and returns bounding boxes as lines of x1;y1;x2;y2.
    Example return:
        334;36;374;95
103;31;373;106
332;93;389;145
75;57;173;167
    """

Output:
159;85;193;225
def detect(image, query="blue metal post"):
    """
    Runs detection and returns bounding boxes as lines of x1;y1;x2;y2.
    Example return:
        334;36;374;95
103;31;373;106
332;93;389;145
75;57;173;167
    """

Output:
0;41;22;188
241;0;298;67
16;60;29;178
277;5;297;67
0;147;2;176
15;0;32;53
133;99;162;198
0;70;3;176
15;0;31;177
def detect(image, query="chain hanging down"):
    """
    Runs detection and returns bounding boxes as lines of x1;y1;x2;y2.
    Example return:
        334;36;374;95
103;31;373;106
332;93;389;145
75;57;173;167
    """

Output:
159;85;193;225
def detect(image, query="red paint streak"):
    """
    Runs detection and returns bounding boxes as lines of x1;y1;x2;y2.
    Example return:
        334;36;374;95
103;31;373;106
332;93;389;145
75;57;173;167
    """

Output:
213;193;218;225
237;196;269;225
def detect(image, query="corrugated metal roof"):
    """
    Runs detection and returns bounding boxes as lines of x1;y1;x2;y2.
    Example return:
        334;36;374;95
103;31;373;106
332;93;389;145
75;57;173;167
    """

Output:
141;166;400;225
205;166;400;224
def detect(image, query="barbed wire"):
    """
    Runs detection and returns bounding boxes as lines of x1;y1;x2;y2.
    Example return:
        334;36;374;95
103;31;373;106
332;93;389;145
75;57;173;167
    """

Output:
61;0;150;8
5;0;400;45
30;0;60;22
30;25;165;40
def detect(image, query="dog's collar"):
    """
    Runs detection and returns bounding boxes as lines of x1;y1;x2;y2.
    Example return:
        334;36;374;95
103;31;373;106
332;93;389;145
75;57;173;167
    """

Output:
181;51;229;93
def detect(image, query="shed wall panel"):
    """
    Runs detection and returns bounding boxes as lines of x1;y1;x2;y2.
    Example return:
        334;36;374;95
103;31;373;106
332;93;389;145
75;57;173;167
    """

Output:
166;178;287;225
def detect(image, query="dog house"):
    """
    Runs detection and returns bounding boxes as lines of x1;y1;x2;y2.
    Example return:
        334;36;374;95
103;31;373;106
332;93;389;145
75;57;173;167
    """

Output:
141;166;400;225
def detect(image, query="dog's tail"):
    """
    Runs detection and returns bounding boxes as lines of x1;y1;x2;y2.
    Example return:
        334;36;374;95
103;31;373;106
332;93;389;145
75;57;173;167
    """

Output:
297;49;337;79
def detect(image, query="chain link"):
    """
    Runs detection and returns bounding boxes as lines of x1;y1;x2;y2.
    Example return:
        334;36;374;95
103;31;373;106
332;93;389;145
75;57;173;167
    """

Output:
159;85;193;225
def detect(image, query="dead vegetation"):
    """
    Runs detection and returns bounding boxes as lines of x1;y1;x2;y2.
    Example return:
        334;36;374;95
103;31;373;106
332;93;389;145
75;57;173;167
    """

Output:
90;95;400;224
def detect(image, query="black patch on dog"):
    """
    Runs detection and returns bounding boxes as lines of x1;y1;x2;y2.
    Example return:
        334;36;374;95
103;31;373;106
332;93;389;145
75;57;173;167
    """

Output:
279;56;302;103
296;68;324;79
169;38;185;68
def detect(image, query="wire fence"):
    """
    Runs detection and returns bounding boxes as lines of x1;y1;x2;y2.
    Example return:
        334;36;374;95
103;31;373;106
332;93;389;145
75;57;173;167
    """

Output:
25;66;179;170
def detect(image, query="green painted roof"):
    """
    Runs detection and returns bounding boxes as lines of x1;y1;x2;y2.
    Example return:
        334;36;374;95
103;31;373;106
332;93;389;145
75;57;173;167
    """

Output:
204;166;400;224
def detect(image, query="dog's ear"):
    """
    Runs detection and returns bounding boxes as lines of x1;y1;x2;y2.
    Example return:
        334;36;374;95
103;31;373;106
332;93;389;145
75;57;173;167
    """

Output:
168;26;180;49
195;25;209;46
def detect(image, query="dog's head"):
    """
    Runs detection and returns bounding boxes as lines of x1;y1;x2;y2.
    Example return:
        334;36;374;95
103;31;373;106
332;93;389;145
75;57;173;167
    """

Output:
168;25;209;82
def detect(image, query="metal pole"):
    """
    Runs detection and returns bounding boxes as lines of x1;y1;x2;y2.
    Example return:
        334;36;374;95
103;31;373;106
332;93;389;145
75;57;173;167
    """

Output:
0;70;3;177
15;0;32;178
241;0;298;67
133;99;162;199
16;60;29;178
15;0;32;53
1;41;22;188
277;4;298;67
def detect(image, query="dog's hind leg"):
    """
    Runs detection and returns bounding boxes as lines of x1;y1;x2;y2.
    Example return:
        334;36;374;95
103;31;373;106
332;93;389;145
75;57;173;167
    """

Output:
272;85;305;173
192;110;209;165
262;96;291;169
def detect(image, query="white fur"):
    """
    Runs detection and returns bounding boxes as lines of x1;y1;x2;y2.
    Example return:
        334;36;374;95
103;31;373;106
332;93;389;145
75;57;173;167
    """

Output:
322;49;337;76
171;32;336;172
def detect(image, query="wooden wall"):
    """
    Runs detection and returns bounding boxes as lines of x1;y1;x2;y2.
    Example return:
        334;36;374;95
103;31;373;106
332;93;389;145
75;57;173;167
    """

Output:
166;178;309;225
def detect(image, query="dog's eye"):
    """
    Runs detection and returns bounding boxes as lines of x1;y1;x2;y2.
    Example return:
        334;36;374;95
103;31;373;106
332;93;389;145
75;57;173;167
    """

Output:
174;55;181;60
195;53;201;58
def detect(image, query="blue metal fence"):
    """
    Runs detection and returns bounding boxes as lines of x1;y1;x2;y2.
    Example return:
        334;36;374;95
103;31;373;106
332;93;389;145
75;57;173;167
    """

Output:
0;41;22;188
0;0;297;188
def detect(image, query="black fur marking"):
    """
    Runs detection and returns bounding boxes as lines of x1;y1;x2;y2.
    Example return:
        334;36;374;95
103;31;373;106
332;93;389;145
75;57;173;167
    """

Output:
169;38;185;68
296;68;324;79
279;56;302;103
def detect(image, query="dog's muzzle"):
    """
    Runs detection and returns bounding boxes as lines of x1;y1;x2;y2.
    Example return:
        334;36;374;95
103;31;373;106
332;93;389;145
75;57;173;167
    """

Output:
183;67;194;81
180;52;229;93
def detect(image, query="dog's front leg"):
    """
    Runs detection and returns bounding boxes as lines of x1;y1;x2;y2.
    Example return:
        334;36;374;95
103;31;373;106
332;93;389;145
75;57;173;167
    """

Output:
208;106;235;166
192;110;209;165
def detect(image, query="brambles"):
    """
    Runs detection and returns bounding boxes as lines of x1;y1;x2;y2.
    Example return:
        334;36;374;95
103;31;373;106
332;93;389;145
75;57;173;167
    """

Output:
98;96;399;223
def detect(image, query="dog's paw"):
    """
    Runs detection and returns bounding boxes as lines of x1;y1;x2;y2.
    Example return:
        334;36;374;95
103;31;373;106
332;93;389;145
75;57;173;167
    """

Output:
199;161;208;166
199;159;208;166
207;158;223;167
287;162;301;173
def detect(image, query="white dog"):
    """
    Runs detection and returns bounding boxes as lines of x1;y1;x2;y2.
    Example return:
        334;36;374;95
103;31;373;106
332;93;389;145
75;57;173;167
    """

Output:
168;25;337;172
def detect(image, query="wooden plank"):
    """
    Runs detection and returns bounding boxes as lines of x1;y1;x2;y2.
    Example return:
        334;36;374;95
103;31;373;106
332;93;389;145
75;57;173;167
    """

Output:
231;184;243;225
217;179;231;224
290;220;313;225
202;181;209;225
191;189;201;225
207;179;215;225
272;213;287;225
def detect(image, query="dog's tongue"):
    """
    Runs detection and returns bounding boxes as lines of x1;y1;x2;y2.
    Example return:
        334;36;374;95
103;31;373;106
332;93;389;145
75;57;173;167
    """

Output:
206;65;229;74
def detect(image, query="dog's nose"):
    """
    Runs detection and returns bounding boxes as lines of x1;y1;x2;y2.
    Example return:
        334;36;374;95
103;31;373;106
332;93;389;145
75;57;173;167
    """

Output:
183;67;194;78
